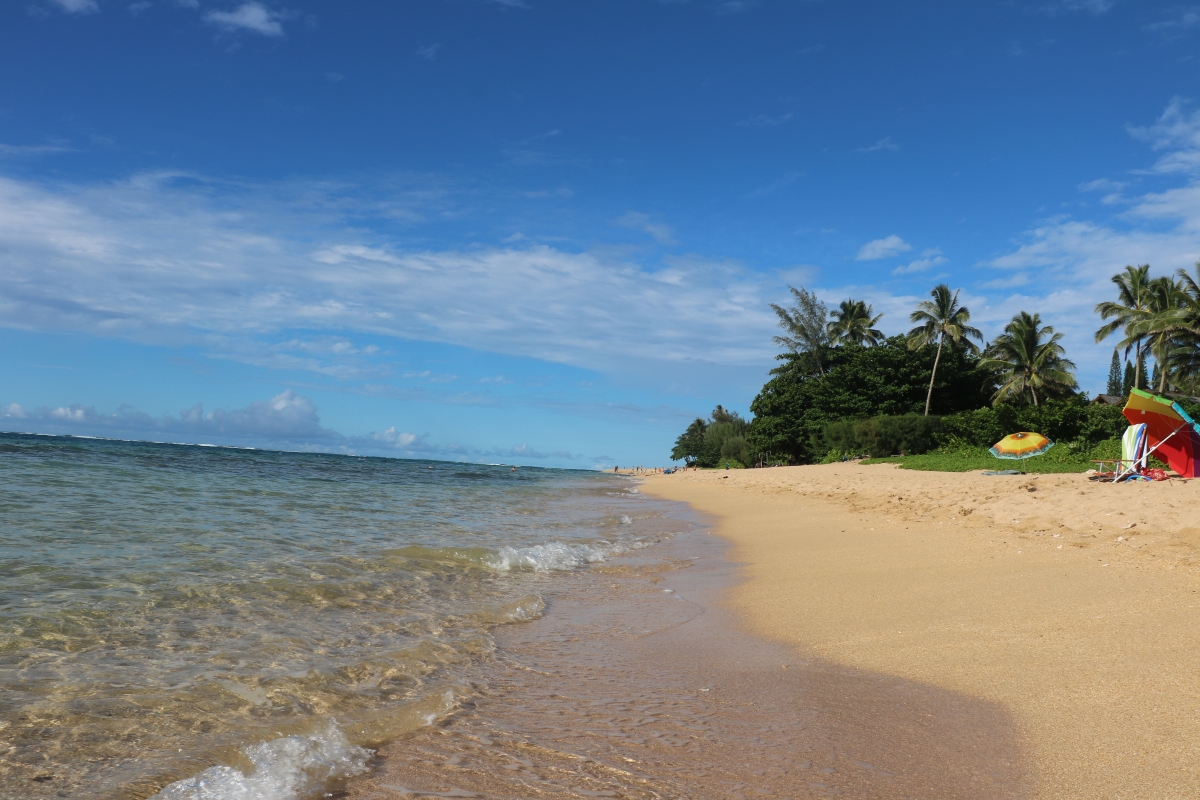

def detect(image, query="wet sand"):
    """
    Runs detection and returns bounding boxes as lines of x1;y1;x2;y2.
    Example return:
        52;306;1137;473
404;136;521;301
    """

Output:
345;520;1026;798
641;463;1200;799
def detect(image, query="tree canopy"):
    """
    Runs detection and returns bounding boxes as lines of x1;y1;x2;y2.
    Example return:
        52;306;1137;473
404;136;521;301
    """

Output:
745;336;995;464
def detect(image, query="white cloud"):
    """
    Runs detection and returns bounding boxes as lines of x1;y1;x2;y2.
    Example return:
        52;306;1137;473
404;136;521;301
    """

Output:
1078;178;1127;193
203;2;285;36
855;137;899;153
613;211;678;245
891;248;947;275
372;426;428;450
1047;0;1116;13
1;391;333;442
416;43;442;60
47;0;98;13
980;273;1032;289
856;234;911;260
0;172;784;387
0;142;74;157
1146;8;1200;36
0;390;592;463
1128;98;1200;175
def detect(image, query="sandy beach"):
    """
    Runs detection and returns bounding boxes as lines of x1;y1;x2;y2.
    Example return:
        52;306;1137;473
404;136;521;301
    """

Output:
642;463;1200;799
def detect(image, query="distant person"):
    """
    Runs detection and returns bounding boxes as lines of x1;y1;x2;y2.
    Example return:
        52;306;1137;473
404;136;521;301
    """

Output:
614;465;619;473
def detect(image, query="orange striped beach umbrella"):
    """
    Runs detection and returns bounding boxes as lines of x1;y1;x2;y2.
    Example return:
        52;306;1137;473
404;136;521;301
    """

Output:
989;432;1054;460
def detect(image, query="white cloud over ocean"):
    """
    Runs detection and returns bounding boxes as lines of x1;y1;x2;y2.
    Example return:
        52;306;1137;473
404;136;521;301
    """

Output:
0;390;574;461
0;173;782;386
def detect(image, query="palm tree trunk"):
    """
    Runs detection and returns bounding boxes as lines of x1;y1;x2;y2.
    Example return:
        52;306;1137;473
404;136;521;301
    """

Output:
1134;342;1141;390
924;333;944;417
1031;385;1039;407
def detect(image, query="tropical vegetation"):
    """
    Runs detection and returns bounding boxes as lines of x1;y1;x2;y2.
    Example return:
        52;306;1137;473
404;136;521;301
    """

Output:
671;261;1200;471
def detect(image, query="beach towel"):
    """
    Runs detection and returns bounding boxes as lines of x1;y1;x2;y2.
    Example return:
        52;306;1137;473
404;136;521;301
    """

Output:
1122;423;1148;473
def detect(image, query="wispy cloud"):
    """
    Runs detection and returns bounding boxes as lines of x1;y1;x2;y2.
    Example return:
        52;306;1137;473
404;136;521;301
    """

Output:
981;273;1032;289
46;0;98;13
748;171;803;197
856;234;911;260
0;172;785;388
1044;0;1117;14
0;142;74;157
1078;178;1127;192
502;131;584;168
614;211;678;245
855;137;899;153
891;248;947;275
1145;8;1200;36
737;112;793;128
416;43;442;60
1127;97;1200;174
203;2;285;36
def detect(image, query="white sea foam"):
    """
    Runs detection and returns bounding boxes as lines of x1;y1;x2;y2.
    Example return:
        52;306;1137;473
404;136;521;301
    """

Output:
620;515;633;524
486;538;651;572
150;721;370;800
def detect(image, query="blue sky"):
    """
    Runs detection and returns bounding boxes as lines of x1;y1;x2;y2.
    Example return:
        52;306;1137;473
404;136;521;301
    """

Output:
4;0;1200;467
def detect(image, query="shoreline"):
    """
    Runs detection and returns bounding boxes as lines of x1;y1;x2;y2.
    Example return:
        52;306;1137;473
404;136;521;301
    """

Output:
345;493;1026;799
640;462;1200;798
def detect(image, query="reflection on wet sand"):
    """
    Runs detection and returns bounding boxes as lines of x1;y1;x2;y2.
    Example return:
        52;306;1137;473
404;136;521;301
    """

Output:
347;529;1028;799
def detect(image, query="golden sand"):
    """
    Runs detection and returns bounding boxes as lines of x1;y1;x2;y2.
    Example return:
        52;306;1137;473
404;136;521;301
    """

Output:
642;463;1200;798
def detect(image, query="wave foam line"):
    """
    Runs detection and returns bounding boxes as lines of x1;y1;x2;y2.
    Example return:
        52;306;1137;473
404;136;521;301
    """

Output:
486;538;652;572
150;721;370;800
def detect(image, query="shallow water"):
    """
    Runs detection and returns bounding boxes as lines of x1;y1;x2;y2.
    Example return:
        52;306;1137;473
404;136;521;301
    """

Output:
348;527;1030;800
0;433;686;799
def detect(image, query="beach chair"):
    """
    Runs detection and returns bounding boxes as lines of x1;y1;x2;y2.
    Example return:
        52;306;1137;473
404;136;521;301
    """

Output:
1116;423;1148;481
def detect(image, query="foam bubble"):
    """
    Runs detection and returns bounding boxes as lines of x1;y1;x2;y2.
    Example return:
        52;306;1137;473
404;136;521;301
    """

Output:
150;721;370;800
486;538;651;572
620;515;633;524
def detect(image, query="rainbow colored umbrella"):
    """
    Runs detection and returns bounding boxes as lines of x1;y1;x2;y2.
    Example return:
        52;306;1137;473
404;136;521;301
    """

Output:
990;432;1054;460
1121;388;1200;478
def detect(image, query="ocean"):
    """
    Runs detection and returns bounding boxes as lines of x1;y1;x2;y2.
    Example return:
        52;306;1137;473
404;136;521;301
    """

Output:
0;433;685;799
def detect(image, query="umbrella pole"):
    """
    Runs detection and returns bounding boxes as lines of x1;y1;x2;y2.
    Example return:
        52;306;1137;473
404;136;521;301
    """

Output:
1112;421;1190;483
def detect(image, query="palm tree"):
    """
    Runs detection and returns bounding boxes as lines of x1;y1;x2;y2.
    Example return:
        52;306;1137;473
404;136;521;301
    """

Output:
907;284;983;416
1095;265;1156;390
981;312;1077;406
770;286;830;375
827;299;885;346
1119;275;1187;393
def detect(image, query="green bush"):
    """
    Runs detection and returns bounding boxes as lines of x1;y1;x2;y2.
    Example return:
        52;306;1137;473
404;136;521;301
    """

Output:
935;398;1127;450
820;449;845;464
822;420;859;453
822;413;943;458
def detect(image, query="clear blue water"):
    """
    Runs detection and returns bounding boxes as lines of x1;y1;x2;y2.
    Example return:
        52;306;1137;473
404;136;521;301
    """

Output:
0;433;672;799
